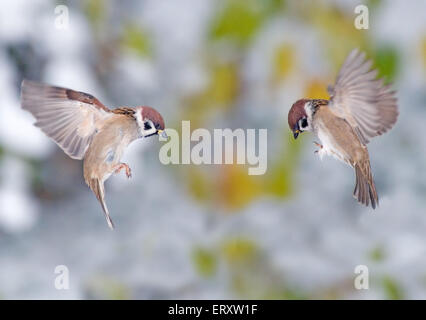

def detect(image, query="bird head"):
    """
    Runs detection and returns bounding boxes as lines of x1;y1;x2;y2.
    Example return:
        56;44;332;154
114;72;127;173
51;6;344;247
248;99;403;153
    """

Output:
288;99;313;139
139;106;168;139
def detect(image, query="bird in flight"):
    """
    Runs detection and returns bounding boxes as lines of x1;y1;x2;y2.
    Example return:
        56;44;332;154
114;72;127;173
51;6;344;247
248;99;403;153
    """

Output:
21;80;167;229
288;49;398;208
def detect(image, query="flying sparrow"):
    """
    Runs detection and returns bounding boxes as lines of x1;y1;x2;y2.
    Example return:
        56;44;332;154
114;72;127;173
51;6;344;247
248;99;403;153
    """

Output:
21;80;168;229
288;49;398;208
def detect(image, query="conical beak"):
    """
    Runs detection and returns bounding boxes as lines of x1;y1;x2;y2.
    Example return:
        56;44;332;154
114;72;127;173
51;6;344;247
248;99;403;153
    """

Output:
293;130;300;139
158;130;168;140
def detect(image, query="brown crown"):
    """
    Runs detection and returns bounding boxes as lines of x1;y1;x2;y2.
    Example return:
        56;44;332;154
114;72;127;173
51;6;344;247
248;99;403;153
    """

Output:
141;106;165;130
288;99;309;130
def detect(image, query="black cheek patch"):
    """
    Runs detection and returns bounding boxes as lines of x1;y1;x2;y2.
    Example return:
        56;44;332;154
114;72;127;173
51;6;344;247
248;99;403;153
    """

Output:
144;122;152;130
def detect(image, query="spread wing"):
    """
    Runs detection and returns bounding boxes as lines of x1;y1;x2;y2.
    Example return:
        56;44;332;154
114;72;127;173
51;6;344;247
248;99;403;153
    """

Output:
21;80;112;159
327;49;398;144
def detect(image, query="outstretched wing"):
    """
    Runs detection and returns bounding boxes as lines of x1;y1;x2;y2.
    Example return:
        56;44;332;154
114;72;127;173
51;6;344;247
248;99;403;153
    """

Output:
21;80;112;159
327;49;398;144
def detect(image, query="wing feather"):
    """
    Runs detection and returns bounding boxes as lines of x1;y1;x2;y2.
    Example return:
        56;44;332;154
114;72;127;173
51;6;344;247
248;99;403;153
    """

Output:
328;49;398;144
21;80;111;159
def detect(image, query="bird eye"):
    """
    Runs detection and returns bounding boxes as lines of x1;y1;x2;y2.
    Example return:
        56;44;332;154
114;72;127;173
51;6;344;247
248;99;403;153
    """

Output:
300;118;308;128
144;122;152;130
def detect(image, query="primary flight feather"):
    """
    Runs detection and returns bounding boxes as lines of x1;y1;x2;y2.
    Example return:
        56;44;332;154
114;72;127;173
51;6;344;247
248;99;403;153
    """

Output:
21;80;168;229
288;49;398;208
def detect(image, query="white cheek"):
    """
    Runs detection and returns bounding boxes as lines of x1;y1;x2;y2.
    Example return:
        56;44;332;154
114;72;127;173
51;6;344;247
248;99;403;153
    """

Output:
135;110;144;137
305;120;313;131
141;120;157;137
304;103;313;118
302;103;314;132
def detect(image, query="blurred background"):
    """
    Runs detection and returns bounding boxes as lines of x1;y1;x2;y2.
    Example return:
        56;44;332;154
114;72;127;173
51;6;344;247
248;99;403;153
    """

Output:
0;0;425;299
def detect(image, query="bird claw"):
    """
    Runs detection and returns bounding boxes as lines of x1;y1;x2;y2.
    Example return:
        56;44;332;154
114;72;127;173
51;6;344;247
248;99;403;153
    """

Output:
115;163;132;178
313;141;323;154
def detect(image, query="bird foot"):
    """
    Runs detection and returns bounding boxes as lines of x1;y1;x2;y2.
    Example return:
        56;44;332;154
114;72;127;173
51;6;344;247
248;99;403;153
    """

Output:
115;163;132;178
313;141;323;154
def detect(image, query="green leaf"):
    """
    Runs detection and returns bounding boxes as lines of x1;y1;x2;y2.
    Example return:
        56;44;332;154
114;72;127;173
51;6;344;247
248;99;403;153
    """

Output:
210;0;265;46
366;0;382;11
192;247;217;277
122;24;152;58
383;276;404;300
86;277;130;300
265;130;303;198
272;44;295;83
369;246;385;262
374;47;399;83
84;0;106;28
221;238;258;265
187;167;212;202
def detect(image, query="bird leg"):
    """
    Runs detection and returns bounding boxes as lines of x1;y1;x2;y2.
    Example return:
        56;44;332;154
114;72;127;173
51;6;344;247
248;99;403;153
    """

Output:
114;163;132;178
313;141;323;154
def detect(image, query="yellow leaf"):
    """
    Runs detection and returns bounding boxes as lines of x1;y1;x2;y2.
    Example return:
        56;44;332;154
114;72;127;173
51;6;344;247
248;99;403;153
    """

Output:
304;78;330;100
217;165;262;211
420;36;426;72
272;44;295;83
221;238;258;265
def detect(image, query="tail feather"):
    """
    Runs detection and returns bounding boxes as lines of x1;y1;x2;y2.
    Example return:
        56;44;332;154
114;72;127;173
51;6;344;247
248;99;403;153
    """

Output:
353;161;378;209
89;178;115;230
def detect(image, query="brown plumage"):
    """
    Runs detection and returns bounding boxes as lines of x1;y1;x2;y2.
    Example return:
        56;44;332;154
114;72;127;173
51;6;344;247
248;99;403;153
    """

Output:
314;105;378;208
21;80;166;229
82;114;139;229
328;50;398;144
354;160;377;209
288;99;309;131
287;49;398;209
65;88;110;112
142;106;165;130
88;178;113;229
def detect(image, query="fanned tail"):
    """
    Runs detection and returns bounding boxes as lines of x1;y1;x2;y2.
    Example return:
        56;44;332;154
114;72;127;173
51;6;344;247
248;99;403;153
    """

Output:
89;178;115;230
353;161;378;209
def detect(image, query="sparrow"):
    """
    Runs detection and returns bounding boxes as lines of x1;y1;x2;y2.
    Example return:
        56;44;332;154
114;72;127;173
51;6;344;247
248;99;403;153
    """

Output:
288;49;398;208
21;80;168;229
